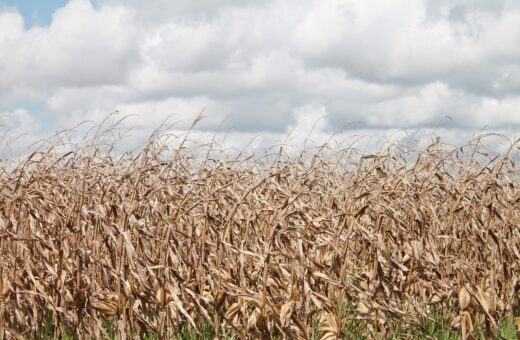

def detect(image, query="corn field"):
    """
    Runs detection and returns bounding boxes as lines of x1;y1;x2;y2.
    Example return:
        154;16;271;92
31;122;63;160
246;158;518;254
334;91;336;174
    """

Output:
0;126;519;339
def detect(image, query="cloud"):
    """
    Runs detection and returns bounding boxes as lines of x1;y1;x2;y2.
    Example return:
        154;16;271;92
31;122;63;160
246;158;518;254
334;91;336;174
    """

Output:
0;11;24;42
293;0;520;96
0;0;138;91
100;0;274;23
0;108;43;158
0;0;519;155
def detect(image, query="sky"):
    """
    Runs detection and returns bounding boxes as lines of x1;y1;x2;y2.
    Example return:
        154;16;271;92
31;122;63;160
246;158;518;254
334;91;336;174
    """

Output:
1;0;520;155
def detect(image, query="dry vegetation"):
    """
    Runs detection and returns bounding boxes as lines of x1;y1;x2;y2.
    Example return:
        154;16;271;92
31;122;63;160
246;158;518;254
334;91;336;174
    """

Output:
0;121;519;339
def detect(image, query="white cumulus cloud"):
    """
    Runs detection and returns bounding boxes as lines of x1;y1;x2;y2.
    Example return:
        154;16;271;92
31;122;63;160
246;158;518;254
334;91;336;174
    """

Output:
0;0;519;154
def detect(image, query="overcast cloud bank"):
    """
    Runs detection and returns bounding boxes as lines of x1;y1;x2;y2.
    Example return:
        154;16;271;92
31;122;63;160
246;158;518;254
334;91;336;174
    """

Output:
1;0;519;155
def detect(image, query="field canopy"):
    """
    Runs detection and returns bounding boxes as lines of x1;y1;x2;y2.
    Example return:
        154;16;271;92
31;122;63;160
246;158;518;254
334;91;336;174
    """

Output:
0;120;519;338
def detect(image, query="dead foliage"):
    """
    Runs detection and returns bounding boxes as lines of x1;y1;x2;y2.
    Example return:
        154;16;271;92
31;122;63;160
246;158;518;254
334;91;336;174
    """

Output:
0;130;519;339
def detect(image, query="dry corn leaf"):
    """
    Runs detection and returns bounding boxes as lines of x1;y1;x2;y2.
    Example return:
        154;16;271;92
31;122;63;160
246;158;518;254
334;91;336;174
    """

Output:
280;301;294;327
459;287;471;311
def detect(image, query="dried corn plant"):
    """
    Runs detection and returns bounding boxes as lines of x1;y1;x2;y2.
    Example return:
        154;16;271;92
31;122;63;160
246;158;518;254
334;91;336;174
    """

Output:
0;125;519;339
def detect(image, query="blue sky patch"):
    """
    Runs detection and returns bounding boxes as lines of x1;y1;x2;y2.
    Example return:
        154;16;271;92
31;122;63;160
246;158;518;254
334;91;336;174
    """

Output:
0;0;69;27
